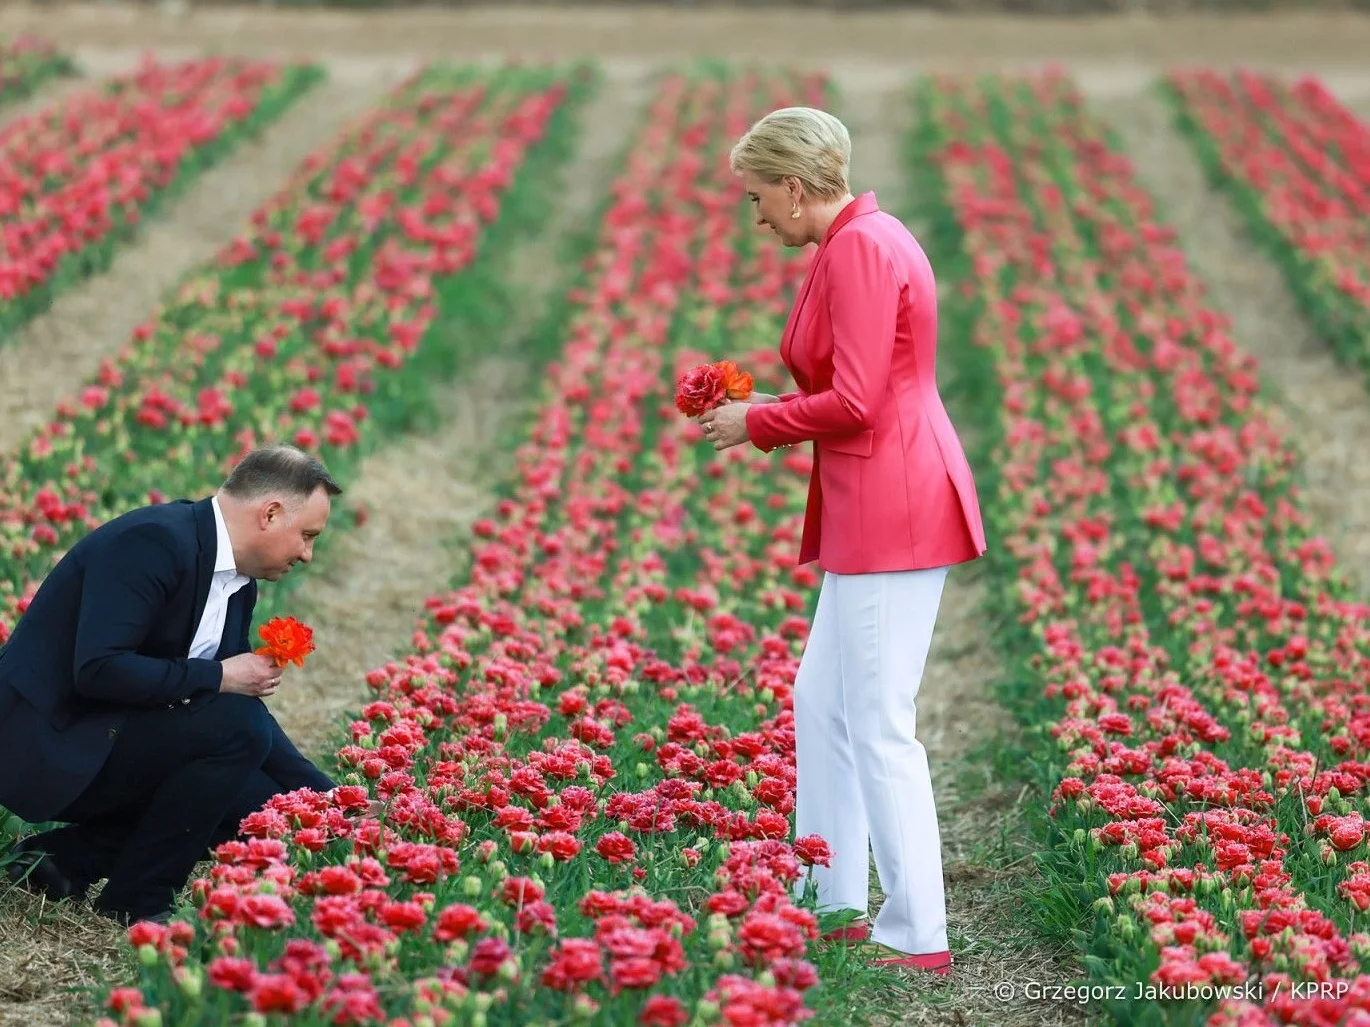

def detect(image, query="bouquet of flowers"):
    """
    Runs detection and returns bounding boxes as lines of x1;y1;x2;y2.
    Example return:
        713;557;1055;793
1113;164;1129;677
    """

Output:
673;360;754;417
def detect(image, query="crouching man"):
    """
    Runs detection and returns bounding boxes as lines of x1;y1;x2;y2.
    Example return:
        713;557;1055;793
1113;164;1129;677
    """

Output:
0;444;340;924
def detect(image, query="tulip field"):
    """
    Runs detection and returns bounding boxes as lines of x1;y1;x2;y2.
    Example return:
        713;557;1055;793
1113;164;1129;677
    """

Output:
1163;70;1370;384
0;55;320;335
914;69;1370;1026
1;9;1370;1027
0;60;584;643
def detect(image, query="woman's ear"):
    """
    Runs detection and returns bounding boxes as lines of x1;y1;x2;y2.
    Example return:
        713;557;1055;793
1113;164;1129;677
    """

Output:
785;175;804;204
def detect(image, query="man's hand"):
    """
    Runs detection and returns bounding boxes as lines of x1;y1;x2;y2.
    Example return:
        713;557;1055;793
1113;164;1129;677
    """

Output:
219;653;284;697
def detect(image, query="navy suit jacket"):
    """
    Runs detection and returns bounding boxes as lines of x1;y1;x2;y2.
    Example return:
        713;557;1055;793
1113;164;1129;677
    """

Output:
0;496;332;824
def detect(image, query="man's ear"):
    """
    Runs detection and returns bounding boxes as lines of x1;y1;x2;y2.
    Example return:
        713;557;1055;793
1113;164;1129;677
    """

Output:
259;499;285;529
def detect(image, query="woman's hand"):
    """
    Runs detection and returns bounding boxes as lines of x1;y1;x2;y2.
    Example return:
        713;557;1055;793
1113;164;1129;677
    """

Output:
698;402;751;451
741;393;781;404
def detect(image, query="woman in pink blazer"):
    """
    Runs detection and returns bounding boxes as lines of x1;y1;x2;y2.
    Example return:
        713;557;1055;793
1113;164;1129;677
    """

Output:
699;107;987;975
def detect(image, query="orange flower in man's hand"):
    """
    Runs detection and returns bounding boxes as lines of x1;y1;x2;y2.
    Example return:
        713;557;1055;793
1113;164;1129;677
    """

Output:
713;360;754;402
255;616;316;668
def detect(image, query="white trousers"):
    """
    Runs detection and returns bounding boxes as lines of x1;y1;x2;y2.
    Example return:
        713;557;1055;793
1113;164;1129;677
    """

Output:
791;565;950;955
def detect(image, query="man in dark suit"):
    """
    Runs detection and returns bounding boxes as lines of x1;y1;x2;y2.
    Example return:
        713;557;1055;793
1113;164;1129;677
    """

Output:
0;443;341;925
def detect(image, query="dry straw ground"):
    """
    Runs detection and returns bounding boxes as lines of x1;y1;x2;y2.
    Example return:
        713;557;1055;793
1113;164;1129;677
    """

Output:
1;5;1369;1025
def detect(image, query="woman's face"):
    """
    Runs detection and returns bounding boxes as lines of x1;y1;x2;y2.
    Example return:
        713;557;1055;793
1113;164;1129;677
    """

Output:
743;171;805;247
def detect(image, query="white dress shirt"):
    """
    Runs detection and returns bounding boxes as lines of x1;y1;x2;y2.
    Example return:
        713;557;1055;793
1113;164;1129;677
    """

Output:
187;496;251;661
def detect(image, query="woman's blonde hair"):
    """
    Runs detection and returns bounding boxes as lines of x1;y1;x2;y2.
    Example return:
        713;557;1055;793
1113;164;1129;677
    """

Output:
729;106;851;202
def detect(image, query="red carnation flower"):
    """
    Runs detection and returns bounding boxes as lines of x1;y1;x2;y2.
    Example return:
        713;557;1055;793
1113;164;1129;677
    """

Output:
596;831;637;865
674;364;727;417
434;903;488;942
640;995;690;1027
541;937;605;992
792;834;833;867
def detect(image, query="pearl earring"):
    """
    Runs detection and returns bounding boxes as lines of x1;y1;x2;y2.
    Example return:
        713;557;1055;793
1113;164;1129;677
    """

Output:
790;205;801;219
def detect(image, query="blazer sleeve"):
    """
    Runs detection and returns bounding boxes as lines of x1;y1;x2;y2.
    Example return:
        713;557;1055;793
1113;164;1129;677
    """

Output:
746;231;899;453
72;524;223;705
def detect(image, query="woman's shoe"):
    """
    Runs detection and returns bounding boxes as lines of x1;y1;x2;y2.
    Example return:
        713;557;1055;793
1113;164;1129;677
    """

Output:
821;922;871;943
869;948;953;976
851;940;953;975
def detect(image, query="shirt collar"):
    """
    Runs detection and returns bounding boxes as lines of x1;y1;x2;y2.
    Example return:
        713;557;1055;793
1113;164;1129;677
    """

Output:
210;495;240;575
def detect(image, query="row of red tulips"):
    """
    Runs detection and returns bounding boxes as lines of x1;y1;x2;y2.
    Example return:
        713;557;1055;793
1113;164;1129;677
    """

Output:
0;54;321;336
1163;70;1370;379
88;66;862;1027
0;63;589;644
915;71;1370;1027
0;34;75;108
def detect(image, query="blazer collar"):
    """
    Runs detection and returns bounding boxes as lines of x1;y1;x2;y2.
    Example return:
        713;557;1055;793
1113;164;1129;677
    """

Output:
192;496;218;560
779;192;881;382
819;191;879;248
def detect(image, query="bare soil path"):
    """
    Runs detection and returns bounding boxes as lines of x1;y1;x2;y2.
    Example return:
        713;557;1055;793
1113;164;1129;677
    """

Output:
268;61;653;755
831;69;1091;1027
1332;81;1370;120
1097;87;1370;594
0;897;124;1027
4;3;1370;68
0;62;405;455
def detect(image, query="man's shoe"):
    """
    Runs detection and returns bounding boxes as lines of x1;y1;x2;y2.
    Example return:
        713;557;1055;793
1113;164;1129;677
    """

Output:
92;904;172;928
3;836;77;900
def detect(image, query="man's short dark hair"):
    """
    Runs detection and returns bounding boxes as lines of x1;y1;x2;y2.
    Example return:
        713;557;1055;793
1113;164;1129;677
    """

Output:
221;444;343;502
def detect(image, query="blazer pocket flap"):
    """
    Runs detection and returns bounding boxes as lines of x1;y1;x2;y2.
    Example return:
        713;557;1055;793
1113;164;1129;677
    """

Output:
823;429;874;458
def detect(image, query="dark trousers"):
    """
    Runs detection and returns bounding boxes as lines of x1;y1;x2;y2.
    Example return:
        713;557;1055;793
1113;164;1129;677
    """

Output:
29;692;333;918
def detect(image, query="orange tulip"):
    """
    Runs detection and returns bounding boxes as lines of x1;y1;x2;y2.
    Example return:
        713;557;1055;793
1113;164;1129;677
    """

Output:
712;360;754;402
255;615;317;668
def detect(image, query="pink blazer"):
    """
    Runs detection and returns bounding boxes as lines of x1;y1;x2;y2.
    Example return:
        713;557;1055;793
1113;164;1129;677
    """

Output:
746;192;987;574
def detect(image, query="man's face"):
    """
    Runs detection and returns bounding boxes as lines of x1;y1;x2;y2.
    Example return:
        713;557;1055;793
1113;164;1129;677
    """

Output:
247;486;330;580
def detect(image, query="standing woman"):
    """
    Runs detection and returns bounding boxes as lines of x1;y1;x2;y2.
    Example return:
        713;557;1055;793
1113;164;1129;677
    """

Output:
698;107;987;974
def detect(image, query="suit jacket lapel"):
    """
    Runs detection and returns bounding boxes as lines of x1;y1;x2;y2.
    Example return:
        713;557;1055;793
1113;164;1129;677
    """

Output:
186;497;217;655
215;581;257;660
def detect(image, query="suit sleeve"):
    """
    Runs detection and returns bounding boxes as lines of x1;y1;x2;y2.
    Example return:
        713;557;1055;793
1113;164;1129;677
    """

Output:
746;232;899;453
72;524;223;705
